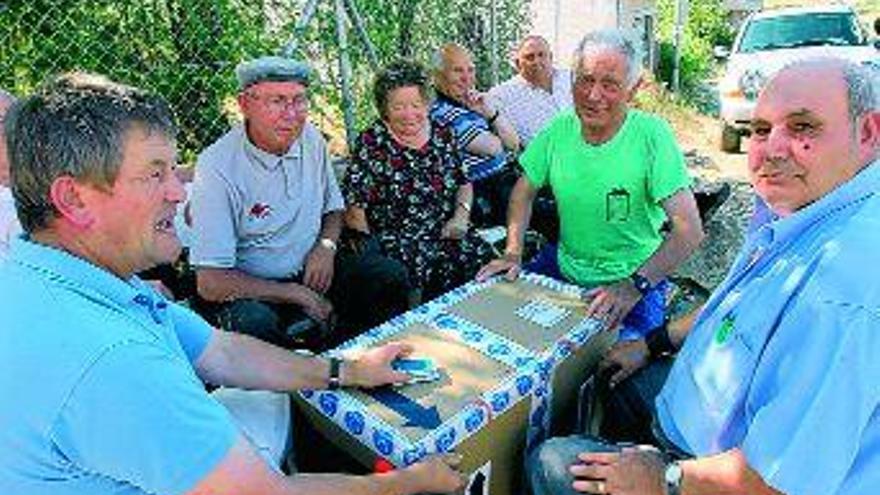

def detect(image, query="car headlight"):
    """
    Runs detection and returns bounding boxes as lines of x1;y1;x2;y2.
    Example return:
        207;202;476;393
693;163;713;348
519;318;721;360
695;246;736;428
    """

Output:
739;69;767;101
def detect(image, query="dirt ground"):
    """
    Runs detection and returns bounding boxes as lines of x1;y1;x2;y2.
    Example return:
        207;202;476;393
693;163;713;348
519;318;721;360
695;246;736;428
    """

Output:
668;110;754;292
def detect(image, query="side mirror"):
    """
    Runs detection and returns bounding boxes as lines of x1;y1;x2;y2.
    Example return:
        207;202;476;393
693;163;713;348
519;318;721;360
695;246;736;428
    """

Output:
713;45;731;61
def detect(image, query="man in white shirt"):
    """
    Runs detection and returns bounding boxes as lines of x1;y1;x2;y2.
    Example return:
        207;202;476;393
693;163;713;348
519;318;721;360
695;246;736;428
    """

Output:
488;35;573;146
0;89;22;261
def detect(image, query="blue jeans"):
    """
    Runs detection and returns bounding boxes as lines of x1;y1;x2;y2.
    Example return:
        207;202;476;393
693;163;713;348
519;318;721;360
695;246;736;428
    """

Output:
527;435;622;495
524;244;669;341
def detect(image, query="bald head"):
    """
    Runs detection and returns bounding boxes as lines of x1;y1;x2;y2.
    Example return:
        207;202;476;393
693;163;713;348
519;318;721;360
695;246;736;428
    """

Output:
0;89;16;186
748;58;879;215
432;42;476;100
515;35;553;88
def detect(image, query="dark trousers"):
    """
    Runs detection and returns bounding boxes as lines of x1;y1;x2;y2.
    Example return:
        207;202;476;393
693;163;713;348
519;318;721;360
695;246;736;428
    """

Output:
598;357;675;445
202;238;410;352
472;167;519;227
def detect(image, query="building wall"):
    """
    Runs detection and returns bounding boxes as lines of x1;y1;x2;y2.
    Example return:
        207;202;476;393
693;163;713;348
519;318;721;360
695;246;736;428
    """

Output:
529;0;657;69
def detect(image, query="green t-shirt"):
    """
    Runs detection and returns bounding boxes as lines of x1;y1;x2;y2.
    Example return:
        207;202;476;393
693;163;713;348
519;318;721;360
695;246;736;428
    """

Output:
520;109;691;286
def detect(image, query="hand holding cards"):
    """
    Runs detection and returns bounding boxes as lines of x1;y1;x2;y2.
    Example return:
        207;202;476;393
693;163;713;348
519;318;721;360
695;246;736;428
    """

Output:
392;357;442;384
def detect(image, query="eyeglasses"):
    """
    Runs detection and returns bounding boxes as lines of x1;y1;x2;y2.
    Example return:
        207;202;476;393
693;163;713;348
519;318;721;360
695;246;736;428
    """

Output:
248;93;310;113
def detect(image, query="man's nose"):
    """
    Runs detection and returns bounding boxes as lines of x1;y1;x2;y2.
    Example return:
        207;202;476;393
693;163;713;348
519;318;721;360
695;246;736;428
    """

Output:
166;171;187;203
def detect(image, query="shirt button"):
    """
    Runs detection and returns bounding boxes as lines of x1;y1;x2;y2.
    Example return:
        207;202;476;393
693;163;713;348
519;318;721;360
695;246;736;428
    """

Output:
133;295;150;305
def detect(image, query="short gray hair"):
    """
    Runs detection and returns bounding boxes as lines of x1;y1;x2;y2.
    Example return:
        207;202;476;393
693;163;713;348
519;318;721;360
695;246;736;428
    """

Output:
572;29;641;87
431;42;471;76
5;72;176;233
842;62;879;122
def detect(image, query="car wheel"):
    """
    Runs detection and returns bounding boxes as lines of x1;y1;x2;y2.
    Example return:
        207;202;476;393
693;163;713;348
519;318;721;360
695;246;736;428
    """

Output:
720;124;741;153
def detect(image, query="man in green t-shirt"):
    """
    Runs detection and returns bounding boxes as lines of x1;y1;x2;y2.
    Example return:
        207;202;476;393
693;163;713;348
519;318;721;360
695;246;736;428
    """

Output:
478;29;704;389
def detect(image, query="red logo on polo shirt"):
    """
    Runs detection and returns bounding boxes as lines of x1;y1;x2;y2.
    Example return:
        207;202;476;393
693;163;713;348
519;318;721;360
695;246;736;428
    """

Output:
249;202;272;219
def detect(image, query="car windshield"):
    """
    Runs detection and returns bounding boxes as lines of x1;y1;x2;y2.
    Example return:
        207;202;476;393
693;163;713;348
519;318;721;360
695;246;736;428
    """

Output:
738;12;866;53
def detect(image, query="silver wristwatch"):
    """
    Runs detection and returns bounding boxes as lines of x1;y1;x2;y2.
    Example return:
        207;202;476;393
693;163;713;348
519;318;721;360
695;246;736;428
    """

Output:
664;461;683;495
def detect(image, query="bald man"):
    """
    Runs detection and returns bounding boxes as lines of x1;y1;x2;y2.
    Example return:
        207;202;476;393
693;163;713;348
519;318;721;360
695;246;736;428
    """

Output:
431;42;520;226
529;57;880;495
488;35;573;145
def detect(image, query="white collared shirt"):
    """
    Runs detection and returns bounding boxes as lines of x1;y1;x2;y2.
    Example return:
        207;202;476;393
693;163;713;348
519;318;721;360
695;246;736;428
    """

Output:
0;184;22;261
488;68;573;145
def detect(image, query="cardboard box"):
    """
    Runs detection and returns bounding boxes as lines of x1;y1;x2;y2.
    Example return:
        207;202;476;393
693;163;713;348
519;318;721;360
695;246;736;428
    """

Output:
295;273;613;494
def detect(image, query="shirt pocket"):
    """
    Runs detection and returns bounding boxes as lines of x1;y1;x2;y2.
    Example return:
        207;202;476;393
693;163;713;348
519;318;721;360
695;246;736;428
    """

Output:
691;325;760;416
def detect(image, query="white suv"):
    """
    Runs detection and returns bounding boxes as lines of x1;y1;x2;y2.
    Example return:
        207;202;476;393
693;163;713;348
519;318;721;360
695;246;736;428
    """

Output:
716;5;878;152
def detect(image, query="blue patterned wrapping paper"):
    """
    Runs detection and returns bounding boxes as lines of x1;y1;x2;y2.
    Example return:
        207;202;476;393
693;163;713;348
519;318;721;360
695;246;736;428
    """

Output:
297;272;603;467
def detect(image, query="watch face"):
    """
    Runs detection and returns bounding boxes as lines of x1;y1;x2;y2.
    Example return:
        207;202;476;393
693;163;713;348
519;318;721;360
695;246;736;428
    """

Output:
631;274;651;293
665;462;683;485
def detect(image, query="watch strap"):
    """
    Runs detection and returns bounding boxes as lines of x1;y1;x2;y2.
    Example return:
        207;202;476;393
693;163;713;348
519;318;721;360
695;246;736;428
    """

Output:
646;321;675;358
630;272;652;295
328;356;342;390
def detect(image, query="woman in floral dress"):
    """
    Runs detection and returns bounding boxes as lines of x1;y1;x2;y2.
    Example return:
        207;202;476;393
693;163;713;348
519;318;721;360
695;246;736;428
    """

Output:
342;60;494;301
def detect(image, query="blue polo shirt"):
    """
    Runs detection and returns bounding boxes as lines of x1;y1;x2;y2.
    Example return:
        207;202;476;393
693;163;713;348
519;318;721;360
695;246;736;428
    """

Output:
656;160;880;494
0;238;237;494
430;93;508;181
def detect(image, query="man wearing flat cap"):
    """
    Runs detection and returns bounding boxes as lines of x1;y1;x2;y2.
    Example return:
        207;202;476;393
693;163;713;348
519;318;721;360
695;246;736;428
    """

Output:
191;56;410;350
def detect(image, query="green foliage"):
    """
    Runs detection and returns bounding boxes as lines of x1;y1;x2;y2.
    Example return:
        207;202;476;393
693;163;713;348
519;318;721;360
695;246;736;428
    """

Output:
0;0;530;159
655;0;735;92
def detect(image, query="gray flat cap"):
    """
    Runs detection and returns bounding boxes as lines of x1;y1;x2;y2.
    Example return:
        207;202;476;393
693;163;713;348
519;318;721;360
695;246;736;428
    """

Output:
236;56;311;90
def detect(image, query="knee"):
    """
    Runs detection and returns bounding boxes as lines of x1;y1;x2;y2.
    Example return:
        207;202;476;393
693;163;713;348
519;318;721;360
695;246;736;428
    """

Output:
527;436;581;494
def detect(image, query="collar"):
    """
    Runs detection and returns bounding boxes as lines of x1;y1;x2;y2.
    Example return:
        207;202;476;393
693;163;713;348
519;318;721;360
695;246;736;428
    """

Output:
240;123;302;171
516;72;556;93
434;91;466;110
758;159;879;248
9;236;161;310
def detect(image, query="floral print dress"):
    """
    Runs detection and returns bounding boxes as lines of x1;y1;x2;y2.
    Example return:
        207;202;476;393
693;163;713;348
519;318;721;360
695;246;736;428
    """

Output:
342;121;494;299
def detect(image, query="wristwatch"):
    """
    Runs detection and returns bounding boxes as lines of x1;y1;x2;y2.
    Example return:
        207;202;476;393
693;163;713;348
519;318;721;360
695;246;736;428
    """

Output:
328;356;343;390
664;461;683;495
630;272;652;295
319;237;337;252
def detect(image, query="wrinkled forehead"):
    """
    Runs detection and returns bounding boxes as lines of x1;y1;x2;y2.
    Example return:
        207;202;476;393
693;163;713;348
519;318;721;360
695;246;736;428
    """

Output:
444;49;474;70
756;66;847;121
576;47;628;77
519;37;550;57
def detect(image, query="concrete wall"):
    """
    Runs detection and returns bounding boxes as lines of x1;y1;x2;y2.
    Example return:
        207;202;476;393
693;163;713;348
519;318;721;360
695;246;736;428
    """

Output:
529;0;658;69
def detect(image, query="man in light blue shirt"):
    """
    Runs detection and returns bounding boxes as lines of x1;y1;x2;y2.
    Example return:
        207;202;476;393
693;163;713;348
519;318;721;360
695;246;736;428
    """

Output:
528;58;879;495
0;73;464;495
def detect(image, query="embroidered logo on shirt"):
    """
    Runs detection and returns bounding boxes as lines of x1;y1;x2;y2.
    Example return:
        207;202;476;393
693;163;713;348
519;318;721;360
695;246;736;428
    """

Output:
714;315;736;344
249;202;271;219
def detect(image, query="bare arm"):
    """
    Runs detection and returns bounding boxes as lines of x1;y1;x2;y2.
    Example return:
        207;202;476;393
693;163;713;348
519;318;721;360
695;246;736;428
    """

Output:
488;111;521;152
503;176;539;259
344;206;371;234
196;268;313;306
680;448;783;495
441;183;474;239
317;210;343;244
636;188;705;284
576;447;782;495
465;131;504;156
186;436;464;495
475;176;538;281
195;328;413;391
463;91;520;154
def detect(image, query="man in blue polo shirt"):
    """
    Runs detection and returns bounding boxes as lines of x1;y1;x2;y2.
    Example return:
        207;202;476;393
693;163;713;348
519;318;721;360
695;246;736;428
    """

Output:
0;73;464;495
527;58;880;495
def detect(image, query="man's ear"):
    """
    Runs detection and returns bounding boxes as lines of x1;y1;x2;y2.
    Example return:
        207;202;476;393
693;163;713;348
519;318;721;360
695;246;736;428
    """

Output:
857;111;880;162
626;77;644;102
48;176;94;228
